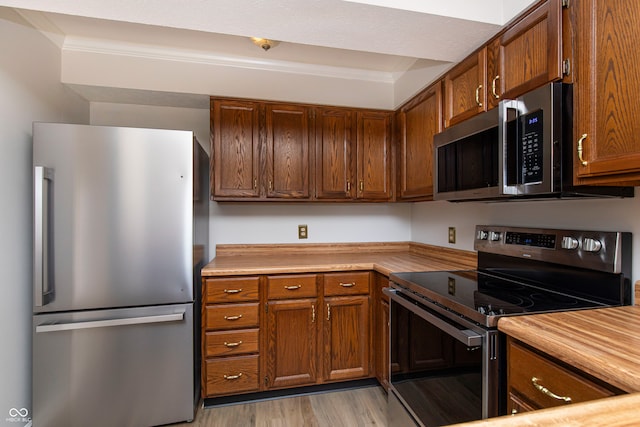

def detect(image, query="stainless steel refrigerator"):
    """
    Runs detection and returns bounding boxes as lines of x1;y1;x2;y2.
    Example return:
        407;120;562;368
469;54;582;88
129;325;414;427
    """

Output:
32;123;209;427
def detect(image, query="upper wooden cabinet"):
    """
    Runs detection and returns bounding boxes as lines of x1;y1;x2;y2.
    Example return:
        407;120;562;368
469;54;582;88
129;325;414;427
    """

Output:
211;99;260;198
211;99;311;201
397;81;442;200
265;104;311;199
571;0;640;186
444;47;487;128
212;99;393;202
315;107;354;200
488;0;563;107
356;111;393;200
444;0;563;124
315;108;393;201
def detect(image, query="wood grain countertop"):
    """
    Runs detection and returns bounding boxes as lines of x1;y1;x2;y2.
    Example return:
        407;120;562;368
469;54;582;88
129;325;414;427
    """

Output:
452;303;640;426
201;242;477;277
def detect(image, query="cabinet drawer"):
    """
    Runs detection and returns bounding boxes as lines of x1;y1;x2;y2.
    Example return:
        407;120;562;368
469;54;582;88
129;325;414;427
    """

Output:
267;274;317;299
204;354;259;396
204;329;259;357
324;272;370;296
508;340;617;409
205;277;260;303
205;303;259;330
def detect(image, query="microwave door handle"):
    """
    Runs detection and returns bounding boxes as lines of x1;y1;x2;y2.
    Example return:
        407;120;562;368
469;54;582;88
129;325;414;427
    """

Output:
500;100;521;195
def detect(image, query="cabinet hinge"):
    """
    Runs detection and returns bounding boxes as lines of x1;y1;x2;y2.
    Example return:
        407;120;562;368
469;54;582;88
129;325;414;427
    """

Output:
562;0;569;8
562;59;571;76
265;303;268;313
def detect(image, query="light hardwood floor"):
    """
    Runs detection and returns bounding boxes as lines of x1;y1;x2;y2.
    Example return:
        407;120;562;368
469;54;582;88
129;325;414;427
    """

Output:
172;386;388;427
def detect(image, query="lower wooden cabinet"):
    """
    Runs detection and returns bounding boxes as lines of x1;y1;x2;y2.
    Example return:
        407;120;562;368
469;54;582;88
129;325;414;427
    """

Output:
203;271;375;399
507;337;620;414
265;298;318;389
202;277;261;398
323;295;370;381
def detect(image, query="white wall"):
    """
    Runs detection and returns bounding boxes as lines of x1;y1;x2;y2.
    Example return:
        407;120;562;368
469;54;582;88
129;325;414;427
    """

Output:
0;7;88;426
411;196;640;285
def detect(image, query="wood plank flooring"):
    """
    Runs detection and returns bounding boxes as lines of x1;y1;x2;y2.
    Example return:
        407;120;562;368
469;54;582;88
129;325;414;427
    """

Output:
171;386;387;427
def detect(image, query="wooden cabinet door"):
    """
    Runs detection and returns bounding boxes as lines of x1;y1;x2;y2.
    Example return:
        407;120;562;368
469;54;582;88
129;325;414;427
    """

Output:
398;82;442;200
444;47;487;127
377;297;390;390
315;107;355;199
265;104;311;199
211;99;260;198
572;0;640;185
489;0;562;105
323;296;370;381
356;111;392;200
266;299;318;389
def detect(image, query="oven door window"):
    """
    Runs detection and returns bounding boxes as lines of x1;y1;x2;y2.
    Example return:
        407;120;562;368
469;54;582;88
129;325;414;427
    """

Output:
390;298;483;426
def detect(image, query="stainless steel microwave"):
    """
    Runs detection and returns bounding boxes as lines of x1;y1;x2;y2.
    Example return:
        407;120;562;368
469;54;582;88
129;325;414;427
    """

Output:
433;82;633;201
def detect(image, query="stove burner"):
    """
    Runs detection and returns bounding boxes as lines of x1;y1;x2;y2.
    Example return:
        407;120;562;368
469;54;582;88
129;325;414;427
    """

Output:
530;292;580;307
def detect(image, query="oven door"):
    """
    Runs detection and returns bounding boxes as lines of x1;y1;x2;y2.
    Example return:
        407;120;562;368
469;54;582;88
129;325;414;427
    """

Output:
384;287;502;427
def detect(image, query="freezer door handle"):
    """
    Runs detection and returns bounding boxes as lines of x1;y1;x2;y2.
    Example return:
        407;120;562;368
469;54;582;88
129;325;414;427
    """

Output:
34;166;55;307
35;312;185;333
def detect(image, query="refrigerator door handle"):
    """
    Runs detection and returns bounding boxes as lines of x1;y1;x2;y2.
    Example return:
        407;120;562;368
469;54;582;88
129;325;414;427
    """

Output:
34;166;55;307
35;312;185;333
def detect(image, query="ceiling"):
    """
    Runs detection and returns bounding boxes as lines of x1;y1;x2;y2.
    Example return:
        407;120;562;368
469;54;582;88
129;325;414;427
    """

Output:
1;0;536;109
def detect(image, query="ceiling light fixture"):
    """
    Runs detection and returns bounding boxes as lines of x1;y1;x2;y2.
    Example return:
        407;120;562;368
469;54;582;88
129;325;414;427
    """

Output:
250;37;276;51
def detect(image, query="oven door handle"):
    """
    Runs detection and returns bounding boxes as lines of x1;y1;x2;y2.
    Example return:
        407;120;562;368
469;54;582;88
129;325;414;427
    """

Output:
383;287;483;347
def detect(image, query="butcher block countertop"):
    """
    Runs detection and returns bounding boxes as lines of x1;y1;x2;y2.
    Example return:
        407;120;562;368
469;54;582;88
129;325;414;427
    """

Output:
201;242;477;276
452;303;640;427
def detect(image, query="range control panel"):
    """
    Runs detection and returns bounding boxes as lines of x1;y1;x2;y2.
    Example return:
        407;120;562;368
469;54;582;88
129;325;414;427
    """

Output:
473;225;630;274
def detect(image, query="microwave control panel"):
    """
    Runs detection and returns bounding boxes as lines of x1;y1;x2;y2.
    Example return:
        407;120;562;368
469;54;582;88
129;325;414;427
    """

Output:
520;109;544;184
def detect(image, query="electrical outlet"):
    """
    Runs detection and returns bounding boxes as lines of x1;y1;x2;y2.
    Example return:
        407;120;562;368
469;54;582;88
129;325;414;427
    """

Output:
448;227;456;244
298;224;308;239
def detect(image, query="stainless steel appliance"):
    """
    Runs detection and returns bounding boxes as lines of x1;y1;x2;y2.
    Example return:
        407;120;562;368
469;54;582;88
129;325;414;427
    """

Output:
385;225;631;426
433;82;633;201
32;123;209;427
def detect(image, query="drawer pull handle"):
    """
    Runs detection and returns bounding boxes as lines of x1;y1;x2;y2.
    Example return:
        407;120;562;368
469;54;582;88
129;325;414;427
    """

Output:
284;285;302;290
223;288;243;294
339;282;355;288
223;373;243;381
224;341;243;348
531;377;572;403
224;314;243;321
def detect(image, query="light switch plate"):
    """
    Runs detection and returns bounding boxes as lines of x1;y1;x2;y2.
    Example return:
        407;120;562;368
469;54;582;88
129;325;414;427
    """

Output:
448;227;456;244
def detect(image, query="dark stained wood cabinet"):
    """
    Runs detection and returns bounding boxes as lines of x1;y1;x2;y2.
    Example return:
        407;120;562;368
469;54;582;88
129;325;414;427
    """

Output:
571;0;640;186
265;274;318;389
323;272;371;382
202;276;261;397
444;47;487;128
507;337;620;415
315;108;393;201
211;99;260;198
265;103;312;199
266;298;318;389
397;82;442;200
488;0;563;107
356;111;393;200
314;107;354;200
373;272;390;390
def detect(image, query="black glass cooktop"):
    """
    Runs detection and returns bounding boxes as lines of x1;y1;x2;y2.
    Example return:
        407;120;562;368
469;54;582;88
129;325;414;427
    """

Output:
390;270;606;318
